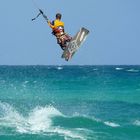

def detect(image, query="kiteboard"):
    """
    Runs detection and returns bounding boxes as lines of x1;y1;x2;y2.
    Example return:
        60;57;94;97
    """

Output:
61;27;89;61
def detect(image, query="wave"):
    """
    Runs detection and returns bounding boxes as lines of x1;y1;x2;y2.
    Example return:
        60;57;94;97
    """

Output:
0;101;86;139
0;101;62;133
57;113;120;129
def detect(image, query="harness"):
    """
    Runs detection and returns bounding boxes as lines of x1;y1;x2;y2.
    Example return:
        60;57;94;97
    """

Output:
51;22;72;49
52;26;65;37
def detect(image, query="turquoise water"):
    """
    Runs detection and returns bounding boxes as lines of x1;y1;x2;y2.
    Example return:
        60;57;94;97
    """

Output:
0;65;140;140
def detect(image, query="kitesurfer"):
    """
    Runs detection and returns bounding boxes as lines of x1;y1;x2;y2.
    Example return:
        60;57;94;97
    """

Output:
41;11;72;50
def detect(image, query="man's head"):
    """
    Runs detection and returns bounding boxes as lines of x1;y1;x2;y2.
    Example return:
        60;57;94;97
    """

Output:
56;13;62;20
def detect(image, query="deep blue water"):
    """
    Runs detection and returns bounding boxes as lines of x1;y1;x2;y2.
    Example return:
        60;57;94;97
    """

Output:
0;65;140;140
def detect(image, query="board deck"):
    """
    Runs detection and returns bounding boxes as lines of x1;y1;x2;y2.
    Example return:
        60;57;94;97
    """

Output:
61;27;89;61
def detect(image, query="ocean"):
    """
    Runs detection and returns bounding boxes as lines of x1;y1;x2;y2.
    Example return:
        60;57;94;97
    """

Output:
0;65;140;140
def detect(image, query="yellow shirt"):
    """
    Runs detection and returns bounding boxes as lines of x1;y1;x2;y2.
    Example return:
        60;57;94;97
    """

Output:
48;19;64;30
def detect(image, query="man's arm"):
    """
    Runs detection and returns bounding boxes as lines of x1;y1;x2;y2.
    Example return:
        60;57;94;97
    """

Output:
39;9;54;29
43;14;54;29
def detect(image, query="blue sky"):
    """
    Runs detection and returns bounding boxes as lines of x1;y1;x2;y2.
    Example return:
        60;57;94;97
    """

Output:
0;0;140;65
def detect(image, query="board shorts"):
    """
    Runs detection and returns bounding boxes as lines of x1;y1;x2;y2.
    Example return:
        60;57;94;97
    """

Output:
56;33;72;50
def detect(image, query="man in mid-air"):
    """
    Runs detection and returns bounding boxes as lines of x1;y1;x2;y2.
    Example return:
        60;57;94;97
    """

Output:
41;11;72;50
32;9;89;61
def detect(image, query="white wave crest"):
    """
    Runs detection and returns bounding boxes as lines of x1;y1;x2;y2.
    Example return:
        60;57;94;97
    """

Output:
133;120;140;126
0;102;62;133
27;106;62;132
115;67;123;70
57;66;63;70
104;121;120;127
